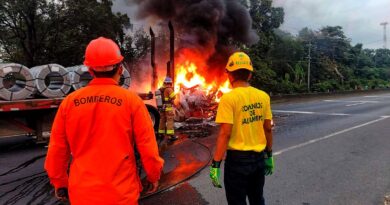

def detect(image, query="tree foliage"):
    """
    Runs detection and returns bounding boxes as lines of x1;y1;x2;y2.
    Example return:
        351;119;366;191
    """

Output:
244;1;390;93
1;0;389;94
0;0;131;67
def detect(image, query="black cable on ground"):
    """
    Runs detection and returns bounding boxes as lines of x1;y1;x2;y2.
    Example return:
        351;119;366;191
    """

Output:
0;171;45;186
0;154;46;177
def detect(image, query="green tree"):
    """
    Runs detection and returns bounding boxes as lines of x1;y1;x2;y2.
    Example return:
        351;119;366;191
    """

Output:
121;29;151;71
0;0;130;67
245;0;284;93
297;26;352;88
373;49;390;68
269;29;306;91
248;0;284;58
0;0;65;66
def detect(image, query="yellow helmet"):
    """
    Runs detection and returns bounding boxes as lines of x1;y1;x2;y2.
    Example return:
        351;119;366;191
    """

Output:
226;52;253;72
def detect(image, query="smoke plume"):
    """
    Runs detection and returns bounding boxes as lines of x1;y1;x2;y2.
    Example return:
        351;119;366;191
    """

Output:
129;0;259;82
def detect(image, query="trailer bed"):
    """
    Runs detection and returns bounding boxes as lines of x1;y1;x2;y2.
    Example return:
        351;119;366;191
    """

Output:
0;98;63;112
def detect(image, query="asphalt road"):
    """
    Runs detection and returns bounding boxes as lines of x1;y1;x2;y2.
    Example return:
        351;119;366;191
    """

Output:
143;91;390;205
1;91;389;205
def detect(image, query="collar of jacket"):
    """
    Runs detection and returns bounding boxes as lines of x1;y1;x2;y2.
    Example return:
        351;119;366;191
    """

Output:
88;78;118;86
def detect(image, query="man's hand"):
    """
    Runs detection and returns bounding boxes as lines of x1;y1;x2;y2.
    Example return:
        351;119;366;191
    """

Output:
264;151;274;176
144;181;159;194
209;160;222;188
55;187;68;201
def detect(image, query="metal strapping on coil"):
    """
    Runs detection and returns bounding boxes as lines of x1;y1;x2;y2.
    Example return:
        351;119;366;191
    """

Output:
66;65;92;90
0;63;35;101
120;67;131;89
30;64;71;98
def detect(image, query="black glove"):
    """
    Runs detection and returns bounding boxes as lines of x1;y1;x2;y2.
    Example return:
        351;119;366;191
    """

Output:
56;187;69;201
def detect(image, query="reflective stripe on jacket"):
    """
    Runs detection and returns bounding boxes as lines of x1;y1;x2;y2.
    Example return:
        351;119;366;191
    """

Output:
162;87;175;103
45;78;164;205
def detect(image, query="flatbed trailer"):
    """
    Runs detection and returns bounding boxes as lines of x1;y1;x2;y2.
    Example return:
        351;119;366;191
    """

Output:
0;93;160;142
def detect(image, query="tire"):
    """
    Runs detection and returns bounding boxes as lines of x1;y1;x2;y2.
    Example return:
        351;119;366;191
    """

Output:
146;104;160;132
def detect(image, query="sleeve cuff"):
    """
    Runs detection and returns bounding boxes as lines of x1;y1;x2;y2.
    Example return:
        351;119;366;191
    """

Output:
50;178;68;189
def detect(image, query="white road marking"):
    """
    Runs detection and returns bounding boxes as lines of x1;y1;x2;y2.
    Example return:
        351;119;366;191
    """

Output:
345;102;366;106
364;95;390;98
273;110;314;114
273;110;350;116
327;113;350;116
323;100;379;103
324;99;379;107
274;116;390;156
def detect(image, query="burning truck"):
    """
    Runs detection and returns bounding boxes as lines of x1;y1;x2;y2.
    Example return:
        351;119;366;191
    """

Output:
129;0;259;120
0;0;261;142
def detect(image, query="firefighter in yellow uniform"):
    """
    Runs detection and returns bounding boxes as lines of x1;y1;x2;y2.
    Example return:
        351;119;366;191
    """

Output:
210;52;274;205
158;77;178;141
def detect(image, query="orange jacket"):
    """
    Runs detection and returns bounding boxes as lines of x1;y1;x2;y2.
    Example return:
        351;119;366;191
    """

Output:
45;78;164;205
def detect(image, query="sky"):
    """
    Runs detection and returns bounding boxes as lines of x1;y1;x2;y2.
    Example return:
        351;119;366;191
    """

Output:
272;0;390;49
113;0;390;50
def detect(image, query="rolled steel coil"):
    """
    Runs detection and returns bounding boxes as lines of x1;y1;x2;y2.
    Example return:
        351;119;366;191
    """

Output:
0;63;35;100
120;68;131;89
30;64;71;98
67;65;131;89
66;65;92;90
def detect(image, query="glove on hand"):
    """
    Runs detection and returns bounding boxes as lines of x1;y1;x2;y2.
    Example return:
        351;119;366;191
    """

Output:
264;150;274;176
55;187;68;201
209;160;222;188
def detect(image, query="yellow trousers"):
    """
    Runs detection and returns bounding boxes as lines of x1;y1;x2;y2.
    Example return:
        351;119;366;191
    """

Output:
158;108;174;136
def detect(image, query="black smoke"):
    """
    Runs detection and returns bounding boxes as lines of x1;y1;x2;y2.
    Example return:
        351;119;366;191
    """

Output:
130;0;258;81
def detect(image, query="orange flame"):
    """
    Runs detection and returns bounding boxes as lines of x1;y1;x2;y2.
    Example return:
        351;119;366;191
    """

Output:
215;80;231;102
174;61;231;102
174;61;206;91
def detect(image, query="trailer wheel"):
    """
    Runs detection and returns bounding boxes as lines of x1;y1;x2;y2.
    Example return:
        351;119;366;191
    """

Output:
146;105;160;132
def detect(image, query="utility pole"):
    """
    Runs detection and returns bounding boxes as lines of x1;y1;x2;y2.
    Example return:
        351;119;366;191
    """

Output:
380;22;388;49
307;41;311;92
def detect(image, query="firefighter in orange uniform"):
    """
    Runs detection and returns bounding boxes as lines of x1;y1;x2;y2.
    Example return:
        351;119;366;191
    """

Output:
158;77;178;141
45;37;164;205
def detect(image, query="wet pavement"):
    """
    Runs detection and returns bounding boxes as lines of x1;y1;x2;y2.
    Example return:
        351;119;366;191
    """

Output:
1;91;390;205
140;137;211;198
0;127;213;205
0;136;57;205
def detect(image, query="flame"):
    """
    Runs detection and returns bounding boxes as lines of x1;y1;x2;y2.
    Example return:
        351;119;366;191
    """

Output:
173;61;231;102
217;80;231;94
215;80;231;102
174;61;206;91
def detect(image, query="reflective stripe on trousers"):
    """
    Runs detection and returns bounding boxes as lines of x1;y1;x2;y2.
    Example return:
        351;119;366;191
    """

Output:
158;108;174;135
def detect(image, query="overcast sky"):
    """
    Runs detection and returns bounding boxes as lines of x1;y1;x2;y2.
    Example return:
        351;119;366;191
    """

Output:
113;0;390;49
272;0;390;49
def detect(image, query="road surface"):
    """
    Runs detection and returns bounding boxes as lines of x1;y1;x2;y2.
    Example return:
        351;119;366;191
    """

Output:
1;91;389;205
142;91;390;205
